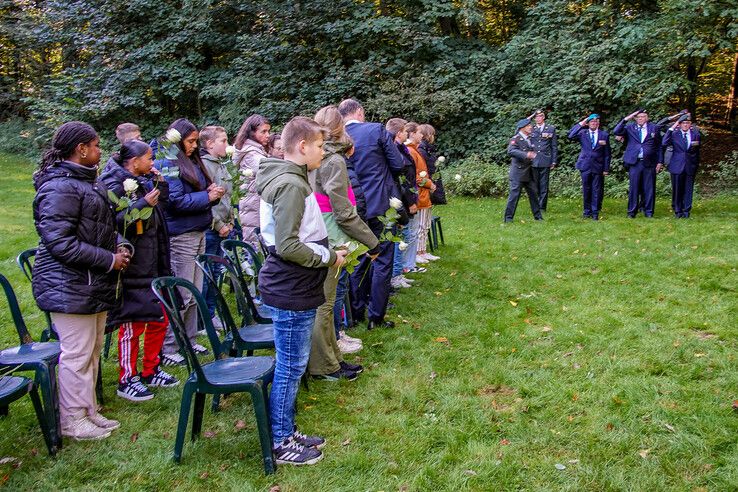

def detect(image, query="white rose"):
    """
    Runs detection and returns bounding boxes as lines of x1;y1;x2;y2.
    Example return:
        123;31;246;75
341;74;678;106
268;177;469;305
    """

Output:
419;171;427;178
225;145;236;157
242;168;254;178
454;174;462;182
437;156;446;164
399;241;408;251
389;196;403;210
123;178;138;193
165;128;181;143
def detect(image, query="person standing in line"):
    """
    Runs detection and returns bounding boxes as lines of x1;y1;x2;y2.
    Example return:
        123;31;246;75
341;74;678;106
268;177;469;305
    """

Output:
662;114;701;218
567;114;611;220
528;109;558;212
234;114;271;246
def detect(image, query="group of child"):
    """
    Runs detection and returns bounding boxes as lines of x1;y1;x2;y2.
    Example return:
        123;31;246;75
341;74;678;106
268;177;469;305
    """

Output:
30;106;445;465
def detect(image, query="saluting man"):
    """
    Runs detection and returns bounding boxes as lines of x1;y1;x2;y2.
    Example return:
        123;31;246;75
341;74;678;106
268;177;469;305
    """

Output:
528;109;558;212
612;109;663;218
662;114;701;218
504;119;543;223
567;114;611;220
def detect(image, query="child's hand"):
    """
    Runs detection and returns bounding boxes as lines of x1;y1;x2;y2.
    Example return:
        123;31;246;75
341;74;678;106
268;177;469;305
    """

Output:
333;249;349;268
208;186;225;202
113;251;131;271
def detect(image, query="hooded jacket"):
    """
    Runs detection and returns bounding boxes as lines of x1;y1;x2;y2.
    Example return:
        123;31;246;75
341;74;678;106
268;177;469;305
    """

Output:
256;157;336;311
309;141;379;252
200;150;235;233
234;139;267;238
32;161;121;314
100;163;172;325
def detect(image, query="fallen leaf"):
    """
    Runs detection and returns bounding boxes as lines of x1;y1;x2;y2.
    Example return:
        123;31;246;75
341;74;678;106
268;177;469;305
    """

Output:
163;432;171;439
500;439;510;445
673;340;681;348
219;464;229;471
0;458;18;465
434;291;443;297
429;371;437;380
568;459;579;464
268;486;281;492
30;449;38;457
449;271;457;277
556;274;563;279
509;300;518;307
524;318;531;324
303;405;314;410
399;484;409;492
562;306;568;311
200;472;210;479
638;449;650;459
606;423;614;431
203;430;216;438
563;352;574;357
613;251;618;256
341;438;351;446
542;326;552;333
573;249;579;254
567;415;574;422
732;400;738;411
235;420;247;430
664;423;675;433
130;433;139;443
571;393;579;401
555;463;566;470
694;353;706;358
434;337;448;343
463;469;478;476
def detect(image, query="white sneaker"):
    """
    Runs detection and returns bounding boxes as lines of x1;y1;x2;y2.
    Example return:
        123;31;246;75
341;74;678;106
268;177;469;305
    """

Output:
62;417;112;441
192;343;209;355
415;255;429;264
211;316;224;330
339;331;362;344
391;276;412;289
337;337;362;354
400;275;415;284
161;352;186;366
424;253;441;261
87;412;120;430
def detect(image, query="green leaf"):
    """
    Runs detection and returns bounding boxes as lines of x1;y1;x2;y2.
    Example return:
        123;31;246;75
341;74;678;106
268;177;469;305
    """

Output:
139;207;153;220
107;190;120;205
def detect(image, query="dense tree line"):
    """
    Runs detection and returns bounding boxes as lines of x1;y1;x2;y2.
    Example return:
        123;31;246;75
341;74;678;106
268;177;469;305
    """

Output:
0;0;736;162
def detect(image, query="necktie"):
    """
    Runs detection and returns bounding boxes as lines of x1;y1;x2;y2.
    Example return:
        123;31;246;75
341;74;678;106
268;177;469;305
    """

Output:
682;132;688;144
590;131;595;149
640;126;646;143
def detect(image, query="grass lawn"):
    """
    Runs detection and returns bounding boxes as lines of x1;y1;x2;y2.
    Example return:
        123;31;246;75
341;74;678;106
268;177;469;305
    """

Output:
0;152;737;491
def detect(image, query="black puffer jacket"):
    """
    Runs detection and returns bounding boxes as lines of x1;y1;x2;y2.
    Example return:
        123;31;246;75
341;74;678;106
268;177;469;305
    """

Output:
100;163;172;326
32;161;120;314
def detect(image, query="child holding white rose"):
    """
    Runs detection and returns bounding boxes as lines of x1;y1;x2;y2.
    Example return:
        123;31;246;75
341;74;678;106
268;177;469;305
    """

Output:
234;114;271;247
101;140;180;401
404;122;438;262
199;126;235;329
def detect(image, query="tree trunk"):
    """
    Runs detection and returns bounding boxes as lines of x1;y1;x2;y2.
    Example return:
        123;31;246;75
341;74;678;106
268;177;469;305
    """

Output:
686;58;699;118
726;51;738;129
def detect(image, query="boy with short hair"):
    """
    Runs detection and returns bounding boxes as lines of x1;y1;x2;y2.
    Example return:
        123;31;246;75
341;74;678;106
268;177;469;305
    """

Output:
256;116;348;466
115;123;141;144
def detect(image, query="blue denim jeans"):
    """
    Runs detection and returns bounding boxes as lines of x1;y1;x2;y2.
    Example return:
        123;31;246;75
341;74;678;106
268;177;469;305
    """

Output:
392;241;404;277
266;305;317;446
403;216;419;271
202;229;224;318
333;268;349;339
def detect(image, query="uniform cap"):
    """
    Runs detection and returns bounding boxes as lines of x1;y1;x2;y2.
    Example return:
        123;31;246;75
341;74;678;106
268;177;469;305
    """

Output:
516;118;531;130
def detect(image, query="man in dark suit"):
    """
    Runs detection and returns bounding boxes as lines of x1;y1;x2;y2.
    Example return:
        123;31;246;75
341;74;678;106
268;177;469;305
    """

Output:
504;119;543;222
528;109;558;212
338;99;406;330
612;109;663;218
567;114;611;220
662;114;701;218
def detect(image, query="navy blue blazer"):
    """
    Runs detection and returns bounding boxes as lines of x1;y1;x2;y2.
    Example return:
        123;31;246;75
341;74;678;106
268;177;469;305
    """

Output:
662;128;701;175
345;122;405;219
612;120;663;167
567;124;611;173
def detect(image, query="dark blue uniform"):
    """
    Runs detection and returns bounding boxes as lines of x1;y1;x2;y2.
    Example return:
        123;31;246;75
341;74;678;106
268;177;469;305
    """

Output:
529;123;558;211
504;133;542;222
567;124;611;219
662;127;701;218
612;120;663;217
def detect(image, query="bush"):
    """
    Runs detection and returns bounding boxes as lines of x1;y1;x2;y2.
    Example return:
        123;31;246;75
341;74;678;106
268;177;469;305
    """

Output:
0;118;45;159
707;151;738;196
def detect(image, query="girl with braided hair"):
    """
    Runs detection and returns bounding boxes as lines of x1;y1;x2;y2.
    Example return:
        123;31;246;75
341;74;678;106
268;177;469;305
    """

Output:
33;121;132;441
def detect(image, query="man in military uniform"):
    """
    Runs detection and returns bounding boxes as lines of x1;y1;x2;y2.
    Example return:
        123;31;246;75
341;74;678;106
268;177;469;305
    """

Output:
504;119;543;223
662;114;701;218
528;109;558;211
567;114;611;220
612;109;663;218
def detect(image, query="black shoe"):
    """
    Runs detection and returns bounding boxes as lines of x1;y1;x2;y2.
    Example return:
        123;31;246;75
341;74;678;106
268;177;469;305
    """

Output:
592;215;599;221
386;302;395;310
312;367;358;381
339;360;364;374
367;320;395;330
273;436;323;466
582;213;592;218
534;216;543;221
627;214;636;218
293;427;326;449
503;219;513;223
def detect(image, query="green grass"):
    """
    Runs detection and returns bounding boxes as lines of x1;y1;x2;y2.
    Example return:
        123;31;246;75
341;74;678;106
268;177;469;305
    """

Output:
0;152;737;491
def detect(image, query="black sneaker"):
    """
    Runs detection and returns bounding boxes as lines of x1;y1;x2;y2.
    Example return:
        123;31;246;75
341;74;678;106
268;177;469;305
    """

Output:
339;360;364;374
293;428;326;449
273;436;323;466
117;376;154;402
312;367;358;381
141;369;180;388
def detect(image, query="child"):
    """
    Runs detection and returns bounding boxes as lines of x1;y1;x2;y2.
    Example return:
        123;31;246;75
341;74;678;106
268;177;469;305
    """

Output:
418;123;446;209
199;126;235;328
308;105;378;380
156;118;225;366
404;122;438;263
234;114;270;246
101;140;180;401
103;122;142;174
33;121;131;440
256;116;348;465
268;133;284;159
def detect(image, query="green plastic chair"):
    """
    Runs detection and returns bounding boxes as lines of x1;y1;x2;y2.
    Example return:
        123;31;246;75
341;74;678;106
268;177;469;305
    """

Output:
0;272;62;452
429;216;444;252
0;375;55;455
15;249;106;405
151;276;276;473
196;254;275;357
220;239;271;323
